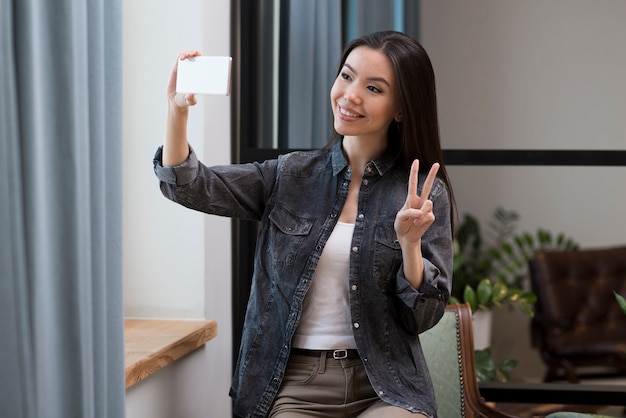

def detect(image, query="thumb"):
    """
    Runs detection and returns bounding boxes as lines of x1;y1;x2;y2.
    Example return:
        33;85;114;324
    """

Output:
174;93;197;107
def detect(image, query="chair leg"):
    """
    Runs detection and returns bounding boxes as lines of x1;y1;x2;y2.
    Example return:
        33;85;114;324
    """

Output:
544;366;558;382
561;360;579;383
543;361;580;383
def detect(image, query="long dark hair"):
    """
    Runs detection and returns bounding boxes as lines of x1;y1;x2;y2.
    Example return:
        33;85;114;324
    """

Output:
330;31;456;229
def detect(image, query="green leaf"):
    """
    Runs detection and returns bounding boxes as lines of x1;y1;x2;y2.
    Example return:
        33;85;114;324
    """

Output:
495;358;518;382
488;248;501;261
500;242;513;255
520;291;537;304
477;279;493;305
538;229;552;246
523;232;534;247
474;348;518;383
491;282;508;303
475;348;496;382
556;233;565;247
464;286;477;311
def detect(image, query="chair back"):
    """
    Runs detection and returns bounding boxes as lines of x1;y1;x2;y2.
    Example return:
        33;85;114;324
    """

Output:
421;303;515;418
529;246;626;382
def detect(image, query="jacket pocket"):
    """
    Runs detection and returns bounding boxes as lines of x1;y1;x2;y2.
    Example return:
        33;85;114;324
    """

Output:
373;223;403;294
268;204;315;267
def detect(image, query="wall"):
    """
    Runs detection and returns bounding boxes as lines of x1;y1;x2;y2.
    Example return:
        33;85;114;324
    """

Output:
122;0;232;416
420;0;626;379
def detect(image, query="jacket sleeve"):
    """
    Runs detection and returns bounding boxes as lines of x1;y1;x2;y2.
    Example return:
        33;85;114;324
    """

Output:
153;145;279;221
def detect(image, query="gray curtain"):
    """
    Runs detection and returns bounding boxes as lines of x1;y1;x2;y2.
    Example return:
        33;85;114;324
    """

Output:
286;1;342;148
344;0;420;42
0;0;125;417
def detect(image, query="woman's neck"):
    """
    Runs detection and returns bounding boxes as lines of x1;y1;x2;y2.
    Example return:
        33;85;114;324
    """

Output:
342;135;388;170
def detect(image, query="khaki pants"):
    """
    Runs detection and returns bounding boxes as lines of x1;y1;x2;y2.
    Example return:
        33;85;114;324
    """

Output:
269;351;429;418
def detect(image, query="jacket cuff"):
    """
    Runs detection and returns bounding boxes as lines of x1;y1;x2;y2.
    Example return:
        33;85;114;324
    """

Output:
396;259;443;309
153;145;198;186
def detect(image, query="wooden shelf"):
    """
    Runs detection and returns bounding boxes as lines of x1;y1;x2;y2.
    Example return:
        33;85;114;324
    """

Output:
124;318;217;388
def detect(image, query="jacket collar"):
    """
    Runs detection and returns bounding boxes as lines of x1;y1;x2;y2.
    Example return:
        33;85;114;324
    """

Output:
330;139;400;177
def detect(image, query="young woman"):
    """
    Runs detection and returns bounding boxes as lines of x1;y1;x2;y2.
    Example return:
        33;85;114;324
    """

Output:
154;31;454;418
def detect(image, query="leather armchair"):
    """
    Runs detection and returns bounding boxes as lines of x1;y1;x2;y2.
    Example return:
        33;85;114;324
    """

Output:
529;246;626;382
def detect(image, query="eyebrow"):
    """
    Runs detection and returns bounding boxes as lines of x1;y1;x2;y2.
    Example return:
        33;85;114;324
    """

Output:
344;63;391;88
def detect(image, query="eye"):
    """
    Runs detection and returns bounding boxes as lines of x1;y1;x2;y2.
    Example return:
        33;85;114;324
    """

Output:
340;72;352;81
367;85;382;93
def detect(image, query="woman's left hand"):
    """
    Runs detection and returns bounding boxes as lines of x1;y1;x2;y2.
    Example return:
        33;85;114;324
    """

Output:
394;160;440;247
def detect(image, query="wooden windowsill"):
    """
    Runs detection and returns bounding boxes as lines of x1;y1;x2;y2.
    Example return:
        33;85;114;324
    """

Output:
124;318;218;388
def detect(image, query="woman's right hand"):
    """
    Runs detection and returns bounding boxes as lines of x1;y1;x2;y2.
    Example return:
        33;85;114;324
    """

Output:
167;50;202;109
163;50;201;167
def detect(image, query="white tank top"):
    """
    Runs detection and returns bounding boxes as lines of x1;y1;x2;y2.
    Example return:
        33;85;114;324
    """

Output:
292;221;357;349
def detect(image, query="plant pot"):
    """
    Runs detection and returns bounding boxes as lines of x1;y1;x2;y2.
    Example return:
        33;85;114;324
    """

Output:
472;310;493;350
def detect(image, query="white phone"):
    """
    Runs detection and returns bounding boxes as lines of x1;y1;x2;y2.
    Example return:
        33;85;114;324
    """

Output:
176;56;232;96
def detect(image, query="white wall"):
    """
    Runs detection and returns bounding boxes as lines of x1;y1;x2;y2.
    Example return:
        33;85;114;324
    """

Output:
122;0;232;416
421;0;626;379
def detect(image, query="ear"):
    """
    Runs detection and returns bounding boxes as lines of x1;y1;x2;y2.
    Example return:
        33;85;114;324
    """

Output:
394;112;403;122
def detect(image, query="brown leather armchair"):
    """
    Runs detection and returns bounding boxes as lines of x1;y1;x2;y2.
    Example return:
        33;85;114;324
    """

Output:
529;246;626;382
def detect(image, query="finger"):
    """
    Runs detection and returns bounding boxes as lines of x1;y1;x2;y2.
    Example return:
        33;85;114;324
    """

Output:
420;163;440;200
419;199;434;215
406;159;420;205
178;50;202;62
174;93;197;107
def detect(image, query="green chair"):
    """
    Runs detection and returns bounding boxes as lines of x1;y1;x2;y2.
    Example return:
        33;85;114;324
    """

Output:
421;304;617;418
420;303;516;417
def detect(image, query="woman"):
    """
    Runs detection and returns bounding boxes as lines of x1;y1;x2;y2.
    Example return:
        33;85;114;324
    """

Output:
154;31;454;418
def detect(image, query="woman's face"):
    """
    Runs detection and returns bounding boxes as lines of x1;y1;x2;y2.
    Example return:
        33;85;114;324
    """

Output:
330;46;400;143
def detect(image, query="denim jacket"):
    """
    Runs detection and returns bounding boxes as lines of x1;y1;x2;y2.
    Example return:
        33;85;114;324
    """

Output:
153;140;453;418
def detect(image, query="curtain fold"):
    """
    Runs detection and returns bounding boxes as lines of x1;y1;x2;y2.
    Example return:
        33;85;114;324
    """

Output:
284;0;342;148
344;0;420;42
0;0;125;416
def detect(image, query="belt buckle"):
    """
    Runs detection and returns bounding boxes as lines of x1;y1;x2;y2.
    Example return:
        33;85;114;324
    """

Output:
332;349;348;360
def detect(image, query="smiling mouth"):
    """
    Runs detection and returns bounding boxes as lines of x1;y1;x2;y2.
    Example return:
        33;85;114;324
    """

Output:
338;105;362;118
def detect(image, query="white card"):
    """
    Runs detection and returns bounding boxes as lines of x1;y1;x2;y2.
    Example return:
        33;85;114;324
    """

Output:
176;56;232;96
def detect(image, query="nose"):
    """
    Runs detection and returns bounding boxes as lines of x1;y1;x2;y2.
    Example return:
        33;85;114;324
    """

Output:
343;85;362;105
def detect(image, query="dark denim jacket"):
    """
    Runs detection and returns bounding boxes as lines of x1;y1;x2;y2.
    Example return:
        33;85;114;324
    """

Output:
153;141;453;418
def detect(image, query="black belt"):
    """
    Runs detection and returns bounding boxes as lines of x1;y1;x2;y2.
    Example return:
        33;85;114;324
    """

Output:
291;348;360;360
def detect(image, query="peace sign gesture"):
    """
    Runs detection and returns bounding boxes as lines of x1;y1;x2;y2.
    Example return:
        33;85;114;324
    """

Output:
394;160;440;246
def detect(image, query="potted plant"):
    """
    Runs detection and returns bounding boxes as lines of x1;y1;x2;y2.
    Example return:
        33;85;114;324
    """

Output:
450;208;539;316
450;206;578;381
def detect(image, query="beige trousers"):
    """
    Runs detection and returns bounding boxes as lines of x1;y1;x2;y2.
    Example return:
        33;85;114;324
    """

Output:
268;351;429;418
